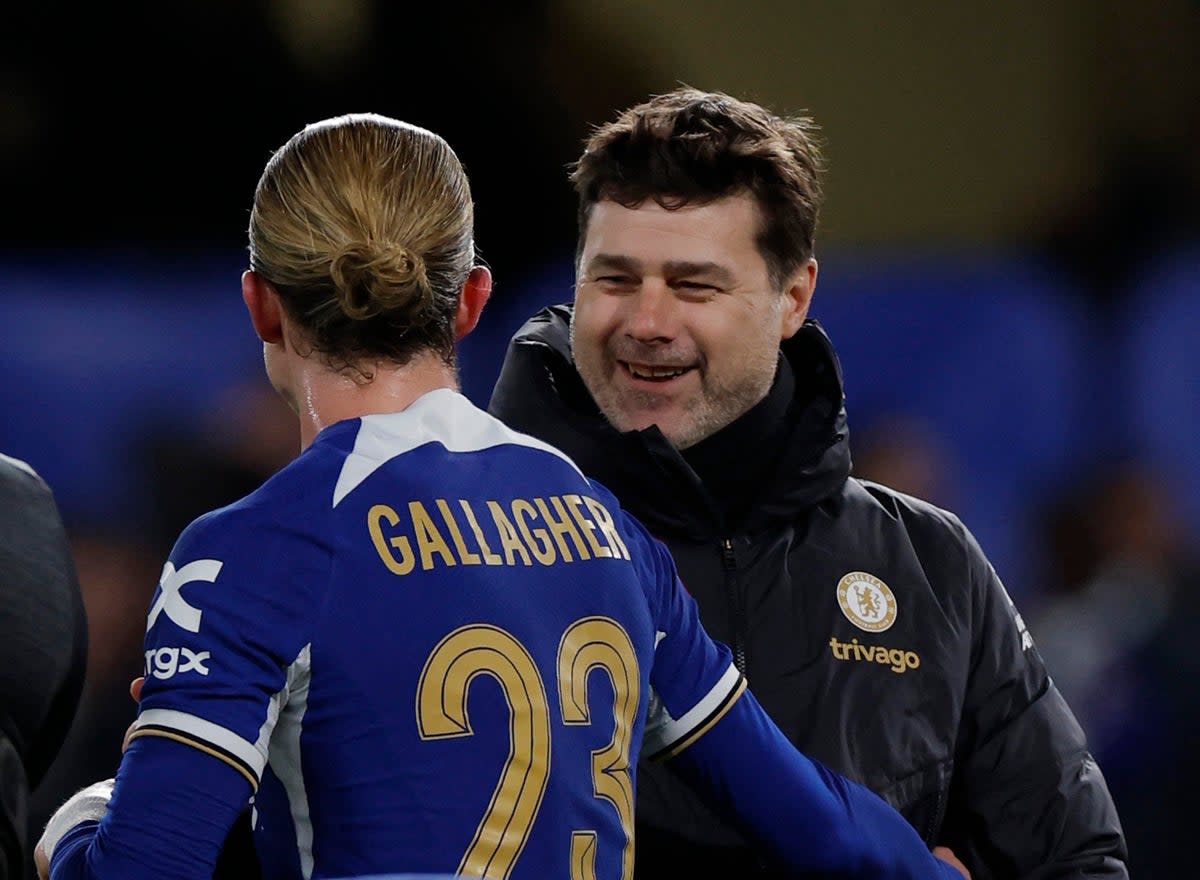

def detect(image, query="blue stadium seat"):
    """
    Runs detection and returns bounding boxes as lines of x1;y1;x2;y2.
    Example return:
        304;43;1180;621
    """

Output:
0;253;262;526
810;247;1091;598
1118;245;1200;541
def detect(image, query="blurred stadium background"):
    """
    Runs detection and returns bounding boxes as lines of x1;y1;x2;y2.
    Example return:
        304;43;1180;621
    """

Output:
2;1;1197;876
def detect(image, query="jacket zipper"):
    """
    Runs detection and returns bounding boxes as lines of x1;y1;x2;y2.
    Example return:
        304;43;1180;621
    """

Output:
722;538;747;674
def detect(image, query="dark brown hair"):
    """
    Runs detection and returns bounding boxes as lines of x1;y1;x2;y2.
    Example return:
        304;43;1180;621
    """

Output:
571;87;824;288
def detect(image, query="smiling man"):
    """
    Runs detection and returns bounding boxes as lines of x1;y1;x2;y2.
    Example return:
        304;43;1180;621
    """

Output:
489;87;1128;879
570;192;810;451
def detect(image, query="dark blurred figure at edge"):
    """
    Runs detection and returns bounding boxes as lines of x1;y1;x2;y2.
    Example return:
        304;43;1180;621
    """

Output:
0;454;87;879
1030;459;1200;877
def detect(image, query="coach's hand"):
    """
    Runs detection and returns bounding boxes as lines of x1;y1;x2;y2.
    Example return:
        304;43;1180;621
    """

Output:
933;846;971;879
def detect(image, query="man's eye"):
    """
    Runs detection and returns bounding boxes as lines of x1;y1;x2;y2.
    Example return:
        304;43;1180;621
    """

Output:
597;275;635;285
677;281;717;292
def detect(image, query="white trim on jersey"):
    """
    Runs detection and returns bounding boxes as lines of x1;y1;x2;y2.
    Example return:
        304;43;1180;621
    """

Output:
331;388;583;508
642;663;744;758
134;708;266;779
268;643;316;880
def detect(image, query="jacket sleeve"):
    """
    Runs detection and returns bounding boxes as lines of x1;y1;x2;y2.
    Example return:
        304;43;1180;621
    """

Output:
0;455;89;879
666;687;964;880
941;526;1128;879
1;733;26;880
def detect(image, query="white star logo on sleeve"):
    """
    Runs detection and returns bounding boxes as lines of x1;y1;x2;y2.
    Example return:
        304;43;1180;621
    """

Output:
147;559;224;633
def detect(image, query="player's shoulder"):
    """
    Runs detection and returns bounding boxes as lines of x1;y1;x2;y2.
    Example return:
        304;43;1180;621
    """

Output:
401;386;585;475
162;482;333;627
332;388;589;503
581;478;673;606
169;440;340;565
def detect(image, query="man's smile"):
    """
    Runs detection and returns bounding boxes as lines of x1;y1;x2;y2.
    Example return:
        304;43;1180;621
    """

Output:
620;360;697;383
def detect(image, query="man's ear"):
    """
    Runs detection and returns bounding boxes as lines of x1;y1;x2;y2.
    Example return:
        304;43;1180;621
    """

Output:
780;258;817;340
454;266;493;340
242;270;286;344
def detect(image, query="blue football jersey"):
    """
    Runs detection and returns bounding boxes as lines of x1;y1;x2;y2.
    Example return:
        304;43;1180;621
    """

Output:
127;388;744;880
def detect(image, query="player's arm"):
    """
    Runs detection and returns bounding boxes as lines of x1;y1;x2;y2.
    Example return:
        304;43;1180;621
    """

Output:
36;735;252;880
652;679;966;880
622;507;965;880
38;509;320;880
642;619;968;879
936;525;1127;878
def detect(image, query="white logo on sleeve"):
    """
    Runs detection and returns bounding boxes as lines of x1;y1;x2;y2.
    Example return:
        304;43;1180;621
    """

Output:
147;559;223;633
145;646;211;679
1008;596;1035;652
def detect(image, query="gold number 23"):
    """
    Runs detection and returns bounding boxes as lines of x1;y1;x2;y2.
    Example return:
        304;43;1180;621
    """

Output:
417;617;639;880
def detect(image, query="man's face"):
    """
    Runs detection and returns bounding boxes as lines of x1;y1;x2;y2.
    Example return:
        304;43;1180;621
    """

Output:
571;194;813;449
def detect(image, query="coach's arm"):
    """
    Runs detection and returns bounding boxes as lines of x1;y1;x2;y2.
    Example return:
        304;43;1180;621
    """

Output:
937;525;1128;879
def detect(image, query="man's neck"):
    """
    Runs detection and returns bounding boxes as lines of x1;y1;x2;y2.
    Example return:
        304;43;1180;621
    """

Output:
289;352;458;450
680;353;794;529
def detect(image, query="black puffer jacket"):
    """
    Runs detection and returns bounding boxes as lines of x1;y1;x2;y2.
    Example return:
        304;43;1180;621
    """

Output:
488;306;1128;880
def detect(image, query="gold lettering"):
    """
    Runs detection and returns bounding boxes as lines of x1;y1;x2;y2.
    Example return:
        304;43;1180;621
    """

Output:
459;500;503;565
512;499;556;565
582;497;631;560
830;638;922;674
436;499;482;565
563;494;612;558
534;497;590;562
410;501;456;570
487;501;532;566
368;503;416;575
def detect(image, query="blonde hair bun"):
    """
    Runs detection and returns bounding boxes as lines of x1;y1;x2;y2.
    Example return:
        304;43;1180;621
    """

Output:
330;240;431;322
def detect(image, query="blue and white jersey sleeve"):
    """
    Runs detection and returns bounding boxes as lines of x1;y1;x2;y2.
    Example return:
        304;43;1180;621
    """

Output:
130;502;326;791
604;503;746;761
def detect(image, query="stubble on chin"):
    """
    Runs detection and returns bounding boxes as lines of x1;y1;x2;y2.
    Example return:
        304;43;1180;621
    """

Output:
671;361;777;449
591;380;705;448
578;344;768;449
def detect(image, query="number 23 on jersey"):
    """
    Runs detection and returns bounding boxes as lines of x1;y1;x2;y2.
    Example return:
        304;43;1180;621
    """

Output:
417;617;639;880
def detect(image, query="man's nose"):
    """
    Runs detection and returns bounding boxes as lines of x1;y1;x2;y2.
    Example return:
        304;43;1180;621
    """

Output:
625;281;678;343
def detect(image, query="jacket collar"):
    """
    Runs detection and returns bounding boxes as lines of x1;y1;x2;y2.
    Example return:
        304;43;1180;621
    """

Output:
487;304;851;538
